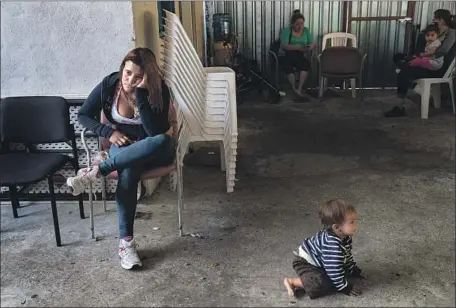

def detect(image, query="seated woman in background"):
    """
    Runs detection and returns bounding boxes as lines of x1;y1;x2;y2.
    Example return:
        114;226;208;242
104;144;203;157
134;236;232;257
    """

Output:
278;10;314;98
387;9;455;117
396;9;455;98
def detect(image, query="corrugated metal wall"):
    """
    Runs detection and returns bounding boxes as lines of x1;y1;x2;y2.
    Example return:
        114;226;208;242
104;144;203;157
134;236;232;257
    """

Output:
207;1;343;87
414;1;456;28
349;1;409;87
207;1;455;88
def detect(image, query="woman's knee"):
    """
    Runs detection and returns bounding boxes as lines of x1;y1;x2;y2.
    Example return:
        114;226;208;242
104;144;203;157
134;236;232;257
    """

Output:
157;134;175;158
145;134;174;159
144;134;172;147
299;59;311;72
281;64;294;75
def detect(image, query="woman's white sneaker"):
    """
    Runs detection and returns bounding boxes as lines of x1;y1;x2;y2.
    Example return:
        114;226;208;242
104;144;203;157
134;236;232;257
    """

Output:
66;166;100;196
119;238;142;270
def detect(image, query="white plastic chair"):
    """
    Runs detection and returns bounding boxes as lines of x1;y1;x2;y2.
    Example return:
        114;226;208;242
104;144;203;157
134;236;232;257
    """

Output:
322;32;357;50
415;57;456;119
321;32;358;98
162;10;238;193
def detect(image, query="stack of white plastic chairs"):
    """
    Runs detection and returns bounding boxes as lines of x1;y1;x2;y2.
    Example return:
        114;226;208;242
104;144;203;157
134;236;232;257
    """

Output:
162;10;238;193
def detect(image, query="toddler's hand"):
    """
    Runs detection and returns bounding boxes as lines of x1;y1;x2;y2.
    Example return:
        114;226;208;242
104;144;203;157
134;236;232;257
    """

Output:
348;285;362;296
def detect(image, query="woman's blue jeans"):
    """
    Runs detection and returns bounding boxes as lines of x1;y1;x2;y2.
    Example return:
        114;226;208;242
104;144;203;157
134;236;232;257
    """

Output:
98;134;175;238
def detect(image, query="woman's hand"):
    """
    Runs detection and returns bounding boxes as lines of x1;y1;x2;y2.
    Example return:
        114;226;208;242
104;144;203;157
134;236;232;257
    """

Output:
297;45;313;52
109;130;131;147
165;126;174;137
137;73;148;89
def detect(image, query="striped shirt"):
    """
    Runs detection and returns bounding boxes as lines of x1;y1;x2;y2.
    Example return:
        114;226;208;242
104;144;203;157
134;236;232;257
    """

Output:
299;231;357;291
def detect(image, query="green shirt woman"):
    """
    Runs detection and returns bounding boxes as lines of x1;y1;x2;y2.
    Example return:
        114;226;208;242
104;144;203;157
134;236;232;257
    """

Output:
279;10;314;98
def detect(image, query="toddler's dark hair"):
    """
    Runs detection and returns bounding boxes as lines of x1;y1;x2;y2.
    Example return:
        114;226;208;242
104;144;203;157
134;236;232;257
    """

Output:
424;24;439;35
318;199;356;231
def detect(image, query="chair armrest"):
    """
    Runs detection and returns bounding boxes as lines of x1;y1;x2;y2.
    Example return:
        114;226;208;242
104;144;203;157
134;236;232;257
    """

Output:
268;49;279;61
268;50;279;69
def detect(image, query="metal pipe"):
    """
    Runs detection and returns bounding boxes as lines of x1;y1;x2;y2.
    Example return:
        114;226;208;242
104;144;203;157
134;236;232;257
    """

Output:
202;1;208;67
345;1;350;33
81;128;94;239
350;16;410;21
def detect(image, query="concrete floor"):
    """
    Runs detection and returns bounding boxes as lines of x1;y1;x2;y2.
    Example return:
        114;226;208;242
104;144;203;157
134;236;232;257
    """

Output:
1;90;455;307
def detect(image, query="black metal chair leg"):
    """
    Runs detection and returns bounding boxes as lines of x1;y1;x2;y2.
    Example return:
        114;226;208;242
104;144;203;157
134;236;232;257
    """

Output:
69;160;85;219
8;185;19;218
48;176;62;247
70;133;85;220
78;195;85;219
359;74;364;103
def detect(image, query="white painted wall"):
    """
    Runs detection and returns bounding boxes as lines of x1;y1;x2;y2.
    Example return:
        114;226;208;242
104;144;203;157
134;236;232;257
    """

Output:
1;2;135;98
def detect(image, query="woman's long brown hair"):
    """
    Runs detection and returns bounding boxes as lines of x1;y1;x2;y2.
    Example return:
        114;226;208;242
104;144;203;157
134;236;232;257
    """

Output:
119;47;163;106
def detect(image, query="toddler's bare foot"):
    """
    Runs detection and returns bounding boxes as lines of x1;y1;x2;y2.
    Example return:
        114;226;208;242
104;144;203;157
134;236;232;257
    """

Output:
283;278;295;297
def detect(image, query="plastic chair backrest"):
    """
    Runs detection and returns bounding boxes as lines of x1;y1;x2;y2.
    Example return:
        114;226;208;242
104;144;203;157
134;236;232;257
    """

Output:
162;12;207;136
322;32;357;50
319;46;363;75
443;57;456;79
